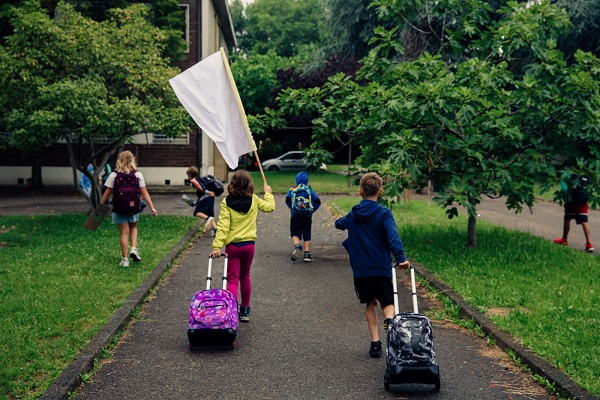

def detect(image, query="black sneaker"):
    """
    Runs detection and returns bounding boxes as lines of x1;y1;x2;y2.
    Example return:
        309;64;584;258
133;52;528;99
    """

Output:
383;318;392;331
369;340;382;358
303;252;313;262
291;245;302;261
239;306;250;322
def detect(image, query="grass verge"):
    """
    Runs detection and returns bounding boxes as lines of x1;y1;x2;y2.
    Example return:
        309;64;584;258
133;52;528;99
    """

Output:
249;169;358;194
0;214;196;399
332;197;600;397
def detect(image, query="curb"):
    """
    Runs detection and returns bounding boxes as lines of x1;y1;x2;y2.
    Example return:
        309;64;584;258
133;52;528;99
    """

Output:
40;220;202;400
411;262;598;400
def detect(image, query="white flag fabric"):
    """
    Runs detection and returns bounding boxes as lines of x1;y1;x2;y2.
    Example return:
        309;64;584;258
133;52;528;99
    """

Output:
169;50;254;169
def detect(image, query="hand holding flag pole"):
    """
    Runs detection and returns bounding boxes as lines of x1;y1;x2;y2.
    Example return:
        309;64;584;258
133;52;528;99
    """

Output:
169;47;268;185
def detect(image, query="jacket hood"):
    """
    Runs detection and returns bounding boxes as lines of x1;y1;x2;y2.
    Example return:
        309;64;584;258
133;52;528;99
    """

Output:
226;195;252;214
351;200;380;224
296;171;309;186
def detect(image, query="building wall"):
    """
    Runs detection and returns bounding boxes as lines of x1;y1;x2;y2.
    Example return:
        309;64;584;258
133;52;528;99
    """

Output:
178;0;200;71
197;0;231;182
175;0;233;182
0;0;235;187
0;132;199;186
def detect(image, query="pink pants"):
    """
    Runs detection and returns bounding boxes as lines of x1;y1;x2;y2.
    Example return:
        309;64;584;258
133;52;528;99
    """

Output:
225;243;255;307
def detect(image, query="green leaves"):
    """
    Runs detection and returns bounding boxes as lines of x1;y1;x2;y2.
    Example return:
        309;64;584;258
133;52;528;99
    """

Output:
237;0;325;58
231;51;292;115
270;0;600;247
0;2;189;205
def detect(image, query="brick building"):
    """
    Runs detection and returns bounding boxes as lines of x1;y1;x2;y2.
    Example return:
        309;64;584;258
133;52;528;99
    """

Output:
0;0;236;188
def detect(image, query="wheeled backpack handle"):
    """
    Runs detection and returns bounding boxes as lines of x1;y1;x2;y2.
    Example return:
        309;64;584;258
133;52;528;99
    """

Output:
391;263;419;315
206;253;228;290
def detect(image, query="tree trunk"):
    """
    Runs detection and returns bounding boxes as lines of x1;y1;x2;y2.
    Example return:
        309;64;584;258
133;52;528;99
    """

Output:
467;212;477;247
90;179;102;211
30;154;44;193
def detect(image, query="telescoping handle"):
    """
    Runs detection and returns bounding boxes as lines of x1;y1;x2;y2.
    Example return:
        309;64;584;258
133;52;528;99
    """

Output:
206;253;229;290
391;264;419;315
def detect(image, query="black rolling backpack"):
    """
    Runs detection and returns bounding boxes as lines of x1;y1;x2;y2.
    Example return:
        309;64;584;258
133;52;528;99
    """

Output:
384;264;441;391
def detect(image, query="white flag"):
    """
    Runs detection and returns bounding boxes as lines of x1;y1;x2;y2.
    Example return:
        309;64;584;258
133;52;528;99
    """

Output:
169;50;255;169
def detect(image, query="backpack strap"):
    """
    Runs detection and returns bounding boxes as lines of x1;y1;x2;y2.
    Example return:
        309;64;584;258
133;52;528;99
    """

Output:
190;177;204;193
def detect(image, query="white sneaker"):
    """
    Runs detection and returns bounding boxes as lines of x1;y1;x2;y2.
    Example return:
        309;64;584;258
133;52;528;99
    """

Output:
130;247;141;262
181;194;195;206
119;257;130;267
203;217;215;233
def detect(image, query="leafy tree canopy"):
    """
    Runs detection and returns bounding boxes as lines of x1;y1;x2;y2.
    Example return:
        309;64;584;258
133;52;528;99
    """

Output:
235;0;325;58
319;0;389;60
230;0;365;155
274;0;600;247
555;0;600;61
0;0;187;60
0;1;191;207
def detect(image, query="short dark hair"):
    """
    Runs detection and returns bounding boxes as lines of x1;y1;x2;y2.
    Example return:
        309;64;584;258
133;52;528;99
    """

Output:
186;166;198;179
360;173;383;197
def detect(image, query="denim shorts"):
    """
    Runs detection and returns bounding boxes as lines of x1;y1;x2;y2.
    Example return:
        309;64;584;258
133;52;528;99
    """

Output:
112;212;140;224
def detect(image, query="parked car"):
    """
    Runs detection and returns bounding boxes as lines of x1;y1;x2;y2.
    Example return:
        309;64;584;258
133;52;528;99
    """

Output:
261;151;327;172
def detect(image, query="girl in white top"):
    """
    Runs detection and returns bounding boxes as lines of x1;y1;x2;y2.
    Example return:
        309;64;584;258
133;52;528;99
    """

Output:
100;150;158;267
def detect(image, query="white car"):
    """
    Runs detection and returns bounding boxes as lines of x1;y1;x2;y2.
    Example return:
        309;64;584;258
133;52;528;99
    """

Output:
261;151;327;172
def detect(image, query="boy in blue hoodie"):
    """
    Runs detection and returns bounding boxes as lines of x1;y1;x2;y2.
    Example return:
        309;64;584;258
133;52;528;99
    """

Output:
285;171;321;262
335;172;410;358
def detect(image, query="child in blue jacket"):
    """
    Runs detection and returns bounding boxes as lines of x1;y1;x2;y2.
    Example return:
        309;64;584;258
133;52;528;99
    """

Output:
335;172;410;358
285;171;321;262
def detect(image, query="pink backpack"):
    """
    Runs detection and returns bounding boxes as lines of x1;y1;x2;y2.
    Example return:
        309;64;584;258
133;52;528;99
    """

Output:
189;289;238;330
188;255;238;349
112;171;141;215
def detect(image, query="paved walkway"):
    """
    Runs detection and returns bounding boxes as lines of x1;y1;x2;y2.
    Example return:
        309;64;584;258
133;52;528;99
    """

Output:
2;189;595;399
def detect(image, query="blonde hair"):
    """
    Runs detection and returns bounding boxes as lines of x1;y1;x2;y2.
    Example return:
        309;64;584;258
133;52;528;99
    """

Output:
116;151;137;172
360;172;383;197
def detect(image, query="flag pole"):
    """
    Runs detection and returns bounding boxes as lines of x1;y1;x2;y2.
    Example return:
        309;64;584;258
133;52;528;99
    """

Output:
219;47;267;185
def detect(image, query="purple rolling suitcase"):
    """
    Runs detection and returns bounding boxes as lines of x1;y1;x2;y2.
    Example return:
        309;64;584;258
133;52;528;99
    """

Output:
188;254;238;349
384;265;440;391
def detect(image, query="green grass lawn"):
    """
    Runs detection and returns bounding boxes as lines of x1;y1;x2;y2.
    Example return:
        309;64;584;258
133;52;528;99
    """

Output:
332;197;600;397
324;164;353;173
0;214;197;399
249;169;358;194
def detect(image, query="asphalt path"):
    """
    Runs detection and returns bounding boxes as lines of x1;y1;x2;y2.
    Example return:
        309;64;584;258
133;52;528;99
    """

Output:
57;193;558;400
3;189;595;398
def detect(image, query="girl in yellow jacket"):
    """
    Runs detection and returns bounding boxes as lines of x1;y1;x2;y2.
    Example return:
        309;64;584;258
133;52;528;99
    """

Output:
211;170;275;322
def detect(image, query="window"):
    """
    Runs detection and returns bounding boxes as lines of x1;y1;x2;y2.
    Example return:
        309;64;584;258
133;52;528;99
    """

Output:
152;132;190;144
180;4;190;53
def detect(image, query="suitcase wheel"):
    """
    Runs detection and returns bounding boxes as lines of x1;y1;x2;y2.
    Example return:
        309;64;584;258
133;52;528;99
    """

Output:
230;341;236;350
435;377;441;391
384;377;390;392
